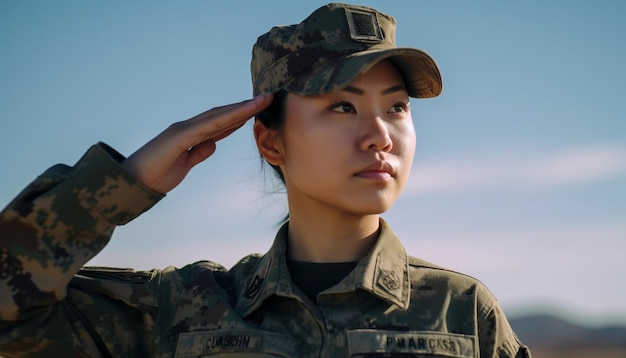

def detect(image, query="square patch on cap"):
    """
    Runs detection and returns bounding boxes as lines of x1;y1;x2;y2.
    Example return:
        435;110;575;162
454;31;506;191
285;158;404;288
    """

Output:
345;8;384;43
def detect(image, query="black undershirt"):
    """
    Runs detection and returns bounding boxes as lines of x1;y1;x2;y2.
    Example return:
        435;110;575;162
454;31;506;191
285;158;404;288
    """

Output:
286;260;358;303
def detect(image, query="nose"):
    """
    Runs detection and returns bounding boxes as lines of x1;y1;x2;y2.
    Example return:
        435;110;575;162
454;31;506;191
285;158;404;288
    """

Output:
359;115;393;152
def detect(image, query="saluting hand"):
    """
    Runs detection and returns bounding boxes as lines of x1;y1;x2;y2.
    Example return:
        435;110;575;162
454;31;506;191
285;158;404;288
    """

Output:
122;94;273;194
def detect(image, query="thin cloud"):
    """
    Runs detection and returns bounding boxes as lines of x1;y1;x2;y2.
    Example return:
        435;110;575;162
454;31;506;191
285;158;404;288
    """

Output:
406;145;626;195
394;218;626;317
525;147;626;186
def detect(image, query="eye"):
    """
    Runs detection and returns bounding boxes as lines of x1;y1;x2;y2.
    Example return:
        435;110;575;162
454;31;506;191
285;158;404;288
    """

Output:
388;102;410;114
330;101;355;113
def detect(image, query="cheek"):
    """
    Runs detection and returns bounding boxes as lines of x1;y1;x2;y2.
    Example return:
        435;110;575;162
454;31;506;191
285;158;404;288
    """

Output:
392;122;417;156
288;132;343;166
280;124;331;170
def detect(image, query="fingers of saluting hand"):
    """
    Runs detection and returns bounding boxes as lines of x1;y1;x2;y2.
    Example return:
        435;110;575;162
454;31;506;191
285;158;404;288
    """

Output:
148;93;273;162
168;93;274;150
122;93;273;194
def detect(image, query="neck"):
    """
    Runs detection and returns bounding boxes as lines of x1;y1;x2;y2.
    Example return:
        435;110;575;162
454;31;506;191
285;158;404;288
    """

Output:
286;210;380;263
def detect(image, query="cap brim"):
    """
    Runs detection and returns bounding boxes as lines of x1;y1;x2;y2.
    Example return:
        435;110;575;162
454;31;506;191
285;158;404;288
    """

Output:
284;48;442;98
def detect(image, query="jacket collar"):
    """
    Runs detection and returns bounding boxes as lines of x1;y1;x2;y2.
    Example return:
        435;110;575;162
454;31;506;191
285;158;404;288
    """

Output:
235;218;411;317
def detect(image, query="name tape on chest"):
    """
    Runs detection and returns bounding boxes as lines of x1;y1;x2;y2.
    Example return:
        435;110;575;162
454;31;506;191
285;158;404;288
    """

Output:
348;330;477;357
174;329;299;357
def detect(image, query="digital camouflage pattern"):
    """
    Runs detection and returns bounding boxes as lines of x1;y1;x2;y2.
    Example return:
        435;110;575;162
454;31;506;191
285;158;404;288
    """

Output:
0;143;531;357
251;3;443;98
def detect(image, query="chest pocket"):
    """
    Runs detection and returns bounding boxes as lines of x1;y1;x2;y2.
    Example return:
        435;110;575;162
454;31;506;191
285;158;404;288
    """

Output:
174;329;299;357
347;330;477;357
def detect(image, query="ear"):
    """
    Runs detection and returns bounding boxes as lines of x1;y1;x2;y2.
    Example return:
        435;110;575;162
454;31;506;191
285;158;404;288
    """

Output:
253;120;285;166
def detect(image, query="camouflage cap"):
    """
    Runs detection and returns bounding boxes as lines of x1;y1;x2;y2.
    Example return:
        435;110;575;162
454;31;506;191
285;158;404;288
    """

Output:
251;3;442;98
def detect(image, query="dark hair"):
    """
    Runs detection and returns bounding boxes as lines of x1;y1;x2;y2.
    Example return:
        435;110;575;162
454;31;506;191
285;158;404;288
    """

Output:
255;90;288;184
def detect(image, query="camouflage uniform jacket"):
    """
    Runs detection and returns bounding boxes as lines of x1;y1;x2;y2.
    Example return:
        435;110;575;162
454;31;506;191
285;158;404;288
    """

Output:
0;143;531;357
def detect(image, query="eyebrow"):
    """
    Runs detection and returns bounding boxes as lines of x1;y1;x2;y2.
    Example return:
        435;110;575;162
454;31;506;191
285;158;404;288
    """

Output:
340;84;407;95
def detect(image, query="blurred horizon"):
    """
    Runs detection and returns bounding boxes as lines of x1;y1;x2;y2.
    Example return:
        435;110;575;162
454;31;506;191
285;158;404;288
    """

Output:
1;1;625;328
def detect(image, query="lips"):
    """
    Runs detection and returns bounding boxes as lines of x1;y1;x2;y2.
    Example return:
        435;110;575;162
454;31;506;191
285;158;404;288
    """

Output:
355;161;395;179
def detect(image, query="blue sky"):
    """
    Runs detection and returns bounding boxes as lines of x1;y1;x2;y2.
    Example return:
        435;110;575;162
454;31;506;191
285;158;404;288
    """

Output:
1;1;625;326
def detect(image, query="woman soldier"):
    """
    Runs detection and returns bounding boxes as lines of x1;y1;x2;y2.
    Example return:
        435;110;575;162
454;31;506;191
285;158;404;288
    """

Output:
0;3;531;357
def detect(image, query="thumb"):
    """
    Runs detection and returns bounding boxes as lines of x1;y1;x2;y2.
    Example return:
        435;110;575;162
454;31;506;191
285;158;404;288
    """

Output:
187;140;217;168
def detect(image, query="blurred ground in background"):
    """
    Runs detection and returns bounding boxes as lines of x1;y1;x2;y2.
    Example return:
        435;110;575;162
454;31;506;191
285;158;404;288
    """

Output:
510;314;626;357
531;349;626;358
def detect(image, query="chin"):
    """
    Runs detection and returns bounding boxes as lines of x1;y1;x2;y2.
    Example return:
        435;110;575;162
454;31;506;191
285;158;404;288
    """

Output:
348;201;394;216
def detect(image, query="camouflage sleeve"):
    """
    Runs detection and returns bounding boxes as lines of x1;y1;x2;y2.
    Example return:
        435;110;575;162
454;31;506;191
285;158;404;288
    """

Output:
0;143;163;356
477;285;532;358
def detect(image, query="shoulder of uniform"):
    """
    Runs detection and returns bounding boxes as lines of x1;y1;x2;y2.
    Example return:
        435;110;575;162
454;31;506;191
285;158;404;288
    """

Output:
188;260;229;272
407;255;447;270
172;260;229;285
229;254;263;280
407;255;503;308
174;254;264;282
78;266;159;281
232;253;264;269
407;255;489;291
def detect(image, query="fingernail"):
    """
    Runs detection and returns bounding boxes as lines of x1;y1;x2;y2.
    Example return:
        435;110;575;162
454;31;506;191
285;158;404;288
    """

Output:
252;93;270;103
